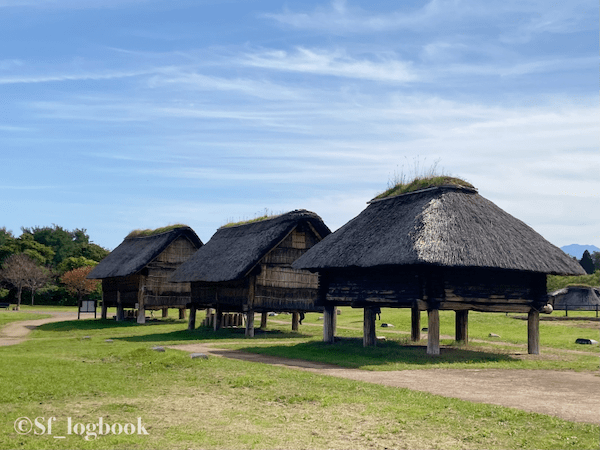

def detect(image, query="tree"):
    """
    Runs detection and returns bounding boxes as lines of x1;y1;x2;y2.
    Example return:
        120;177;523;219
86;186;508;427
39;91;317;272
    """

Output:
24;264;51;306
0;233;55;266
579;250;595;275
57;256;98;274
591;251;600;273
1;254;39;310
60;266;100;307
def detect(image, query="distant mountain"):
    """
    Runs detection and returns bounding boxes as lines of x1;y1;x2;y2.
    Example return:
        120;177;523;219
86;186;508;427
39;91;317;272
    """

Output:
560;244;600;259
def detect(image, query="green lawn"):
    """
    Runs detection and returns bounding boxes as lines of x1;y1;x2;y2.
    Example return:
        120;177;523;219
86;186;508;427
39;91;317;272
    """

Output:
0;311;598;449
0;311;52;327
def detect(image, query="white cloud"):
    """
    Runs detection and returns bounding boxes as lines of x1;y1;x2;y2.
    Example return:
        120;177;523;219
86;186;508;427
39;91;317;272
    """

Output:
242;47;417;83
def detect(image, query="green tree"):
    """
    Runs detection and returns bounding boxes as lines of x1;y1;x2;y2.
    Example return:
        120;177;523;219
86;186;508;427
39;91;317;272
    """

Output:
57;256;98;274
0;233;55;266
579;250;595;275
591;251;600;273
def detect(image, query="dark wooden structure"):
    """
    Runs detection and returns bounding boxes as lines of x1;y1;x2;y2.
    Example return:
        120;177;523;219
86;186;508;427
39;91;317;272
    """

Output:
293;184;585;354
170;210;331;336
549;285;600;315
87;226;202;323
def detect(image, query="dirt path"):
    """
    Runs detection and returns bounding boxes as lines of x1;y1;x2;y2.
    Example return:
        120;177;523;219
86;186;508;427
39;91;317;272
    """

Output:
170;342;600;424
0;311;79;346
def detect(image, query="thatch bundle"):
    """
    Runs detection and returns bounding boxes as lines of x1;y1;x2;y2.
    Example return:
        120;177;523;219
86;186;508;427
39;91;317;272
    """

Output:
293;185;584;275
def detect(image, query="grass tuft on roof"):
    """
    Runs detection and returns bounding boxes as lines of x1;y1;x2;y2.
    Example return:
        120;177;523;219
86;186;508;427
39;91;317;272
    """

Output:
374;175;475;200
126;224;189;239
222;214;281;228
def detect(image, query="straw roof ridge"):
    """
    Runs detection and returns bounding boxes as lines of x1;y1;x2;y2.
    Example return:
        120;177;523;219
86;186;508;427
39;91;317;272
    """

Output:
170;209;330;283
125;224;190;239
293;188;585;276
372;176;476;201
87;226;202;279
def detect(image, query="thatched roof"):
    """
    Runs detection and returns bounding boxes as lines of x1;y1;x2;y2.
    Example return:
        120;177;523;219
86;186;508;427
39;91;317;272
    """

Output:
87;226;202;279
170;210;330;283
549;285;600;310
293;185;585;276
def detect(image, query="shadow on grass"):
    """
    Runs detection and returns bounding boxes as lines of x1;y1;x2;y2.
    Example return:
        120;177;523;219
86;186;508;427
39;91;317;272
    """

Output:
115;326;314;343
239;337;516;368
37;318;185;332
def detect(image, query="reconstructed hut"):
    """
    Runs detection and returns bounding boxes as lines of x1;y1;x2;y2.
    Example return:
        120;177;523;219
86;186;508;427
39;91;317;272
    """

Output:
170;210;331;336
293;179;585;354
549;285;600;313
87;226;202;323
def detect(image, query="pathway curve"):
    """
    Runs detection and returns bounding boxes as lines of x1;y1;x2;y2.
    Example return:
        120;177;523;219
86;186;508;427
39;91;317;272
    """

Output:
170;342;600;424
0;311;80;346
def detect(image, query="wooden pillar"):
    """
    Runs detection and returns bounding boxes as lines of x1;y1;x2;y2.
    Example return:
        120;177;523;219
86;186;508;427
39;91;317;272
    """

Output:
245;310;255;337
323;304;335;343
245;276;256;337
179;308;186;320
162;307;168;318
137;281;145;324
188;305;196;331
455;310;468;344
292;312;299;331
528;309;540;355
411;303;420;342
101;290;107;319
260;312;268;329
214;307;222;331
363;307;377;347
116;291;124;322
427;309;440;355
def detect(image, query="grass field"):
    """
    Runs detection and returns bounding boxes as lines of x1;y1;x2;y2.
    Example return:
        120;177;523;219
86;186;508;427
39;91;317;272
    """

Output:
0;307;598;449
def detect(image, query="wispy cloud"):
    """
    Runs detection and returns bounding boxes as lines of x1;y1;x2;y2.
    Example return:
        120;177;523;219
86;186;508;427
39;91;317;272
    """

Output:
242;47;417;83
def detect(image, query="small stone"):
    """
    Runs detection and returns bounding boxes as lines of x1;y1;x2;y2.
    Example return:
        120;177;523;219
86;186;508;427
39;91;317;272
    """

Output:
190;353;209;359
575;338;599;345
152;346;165;352
318;317;323;321
377;336;387;341
268;312;277;316
380;323;394;328
105;339;113;343
82;336;91;340
489;333;500;338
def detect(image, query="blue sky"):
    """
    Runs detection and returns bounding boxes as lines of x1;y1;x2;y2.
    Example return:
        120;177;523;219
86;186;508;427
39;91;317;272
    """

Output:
1;0;598;250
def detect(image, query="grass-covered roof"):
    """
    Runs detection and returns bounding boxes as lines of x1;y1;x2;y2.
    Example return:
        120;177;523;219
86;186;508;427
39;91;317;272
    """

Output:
373;176;475;201
170;210;330;283
126;224;190;239
293;185;585;276
88;226;202;279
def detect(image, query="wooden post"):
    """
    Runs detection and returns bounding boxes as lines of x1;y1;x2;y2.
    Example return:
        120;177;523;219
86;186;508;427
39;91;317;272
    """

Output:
214;307;222;331
162;307;168;318
260;312;268;329
292;312;299;331
246;309;255;337
116;291;124;322
528;309;540;355
188;305;196;330
137;281;145;324
323;304;335;343
363;307;377;347
101;290;107;319
427;309;440;355
179;308;186;320
455;310;468;344
411;303;420;342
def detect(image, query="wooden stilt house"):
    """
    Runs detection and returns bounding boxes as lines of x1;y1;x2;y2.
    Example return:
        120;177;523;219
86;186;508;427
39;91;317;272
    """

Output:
87;226;202;322
170;210;331;336
293;179;585;354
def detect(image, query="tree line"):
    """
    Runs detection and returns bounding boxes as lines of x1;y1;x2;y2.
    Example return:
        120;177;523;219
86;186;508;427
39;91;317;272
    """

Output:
0;225;109;309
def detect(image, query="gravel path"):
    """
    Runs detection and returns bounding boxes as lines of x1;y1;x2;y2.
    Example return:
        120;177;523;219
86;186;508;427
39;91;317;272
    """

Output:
0;311;79;346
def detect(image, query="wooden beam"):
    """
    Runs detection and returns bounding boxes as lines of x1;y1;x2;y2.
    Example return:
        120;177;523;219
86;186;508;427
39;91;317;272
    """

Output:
101;291;107;320
187;305;196;331
260;311;268;329
162;307;168;318
137;279;145;324
363;307;377;347
323;304;335;343
246;276;256;337
245;309;255;337
528;309;540;355
427;309;440;355
178;308;186;320
411;303;420;342
455;310;468;344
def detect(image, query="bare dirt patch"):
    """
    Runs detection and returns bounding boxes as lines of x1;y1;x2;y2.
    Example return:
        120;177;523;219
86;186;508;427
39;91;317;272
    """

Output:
0;311;79;346
170;342;600;424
